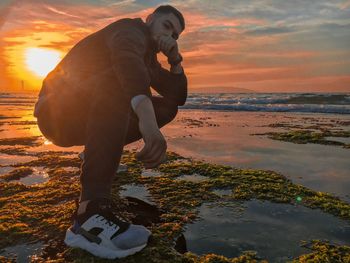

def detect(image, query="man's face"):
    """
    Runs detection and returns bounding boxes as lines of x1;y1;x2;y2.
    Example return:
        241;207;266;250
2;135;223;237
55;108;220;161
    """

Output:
147;12;183;52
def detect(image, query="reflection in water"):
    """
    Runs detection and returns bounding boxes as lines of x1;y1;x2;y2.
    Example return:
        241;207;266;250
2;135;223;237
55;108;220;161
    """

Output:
175;173;208;183
0;166;15;175
212;188;232;197
141;169;162;177
184;199;350;262
18;166;49;185
324;136;350;144
162;111;350;202
0;241;44;262
120;184;156;205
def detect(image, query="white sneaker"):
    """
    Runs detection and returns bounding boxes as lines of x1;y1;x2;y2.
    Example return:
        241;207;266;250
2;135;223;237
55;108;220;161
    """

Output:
64;198;151;259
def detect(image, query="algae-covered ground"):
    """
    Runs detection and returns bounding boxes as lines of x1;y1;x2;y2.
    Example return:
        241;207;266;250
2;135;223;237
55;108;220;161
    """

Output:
254;116;350;149
1;147;350;262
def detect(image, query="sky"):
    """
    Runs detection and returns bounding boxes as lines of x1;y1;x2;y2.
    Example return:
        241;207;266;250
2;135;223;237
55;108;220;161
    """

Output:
0;0;349;93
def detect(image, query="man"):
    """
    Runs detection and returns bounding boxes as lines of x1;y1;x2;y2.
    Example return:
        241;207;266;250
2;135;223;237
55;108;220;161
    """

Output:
34;5;187;259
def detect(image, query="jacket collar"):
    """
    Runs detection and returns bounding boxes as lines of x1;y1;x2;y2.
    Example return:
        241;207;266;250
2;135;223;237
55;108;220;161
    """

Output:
134;18;158;53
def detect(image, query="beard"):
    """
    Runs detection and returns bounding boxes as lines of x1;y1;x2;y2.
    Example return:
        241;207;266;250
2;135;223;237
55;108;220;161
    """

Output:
149;20;161;52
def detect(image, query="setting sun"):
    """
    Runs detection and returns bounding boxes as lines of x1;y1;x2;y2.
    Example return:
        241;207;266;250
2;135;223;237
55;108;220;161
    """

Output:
25;48;62;77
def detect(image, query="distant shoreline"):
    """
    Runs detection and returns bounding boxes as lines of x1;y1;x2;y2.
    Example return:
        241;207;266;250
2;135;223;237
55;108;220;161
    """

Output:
1;91;349;95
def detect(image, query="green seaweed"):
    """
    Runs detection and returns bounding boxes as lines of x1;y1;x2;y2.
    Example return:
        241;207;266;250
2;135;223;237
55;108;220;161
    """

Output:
256;130;350;149
257;116;350;149
290;240;350;262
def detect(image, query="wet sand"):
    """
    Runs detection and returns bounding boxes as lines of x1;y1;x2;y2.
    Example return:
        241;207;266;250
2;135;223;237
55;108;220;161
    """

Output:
2;105;349;201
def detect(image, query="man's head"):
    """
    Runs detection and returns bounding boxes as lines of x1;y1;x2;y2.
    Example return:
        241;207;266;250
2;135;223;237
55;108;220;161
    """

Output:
146;5;185;51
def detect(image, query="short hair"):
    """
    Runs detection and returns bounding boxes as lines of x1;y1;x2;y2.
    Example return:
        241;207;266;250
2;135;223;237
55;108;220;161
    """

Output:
153;5;185;31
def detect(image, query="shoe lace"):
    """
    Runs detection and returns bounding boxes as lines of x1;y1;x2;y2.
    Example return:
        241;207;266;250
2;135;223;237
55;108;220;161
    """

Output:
96;207;126;229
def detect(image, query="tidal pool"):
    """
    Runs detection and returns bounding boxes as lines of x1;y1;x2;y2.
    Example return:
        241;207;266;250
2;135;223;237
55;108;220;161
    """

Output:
0;166;15;175
119;184;156;205
324;136;350;144
141;169;162;177
212;188;232;197
183;199;350;262
18;166;49;185
175;173;208;183
0;241;44;262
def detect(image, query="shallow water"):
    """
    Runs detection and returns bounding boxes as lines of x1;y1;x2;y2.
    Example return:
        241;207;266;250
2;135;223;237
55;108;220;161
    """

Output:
175;173;209;183
141;169;163;177
0;166;15;175
324;136;350;144
161;111;350;202
119;184;156;205
212;188;232;197
2;98;349;202
18;166;49;185
0;241;44;262
184;199;350;262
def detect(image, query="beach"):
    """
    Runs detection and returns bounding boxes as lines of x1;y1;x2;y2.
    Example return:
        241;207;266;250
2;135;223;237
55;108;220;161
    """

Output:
0;92;349;262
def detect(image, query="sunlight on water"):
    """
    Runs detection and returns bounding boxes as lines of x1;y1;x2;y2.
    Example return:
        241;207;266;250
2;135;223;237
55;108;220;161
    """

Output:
18;166;49;185
44;140;52;145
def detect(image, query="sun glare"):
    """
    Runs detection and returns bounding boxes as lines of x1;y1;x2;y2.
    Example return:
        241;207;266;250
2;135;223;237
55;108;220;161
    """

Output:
25;48;61;77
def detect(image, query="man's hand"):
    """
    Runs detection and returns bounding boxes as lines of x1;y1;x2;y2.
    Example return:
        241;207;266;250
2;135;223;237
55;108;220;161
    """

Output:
133;96;167;169
158;35;180;61
136;119;167;169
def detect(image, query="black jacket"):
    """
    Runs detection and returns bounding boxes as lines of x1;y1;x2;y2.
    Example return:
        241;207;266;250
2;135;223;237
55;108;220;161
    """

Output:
34;18;187;117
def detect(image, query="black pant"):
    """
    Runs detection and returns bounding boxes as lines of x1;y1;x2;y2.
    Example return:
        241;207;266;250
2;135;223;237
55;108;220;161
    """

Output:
36;85;178;201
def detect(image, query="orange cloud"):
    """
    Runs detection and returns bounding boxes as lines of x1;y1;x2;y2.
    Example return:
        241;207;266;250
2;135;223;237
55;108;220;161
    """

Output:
0;1;348;93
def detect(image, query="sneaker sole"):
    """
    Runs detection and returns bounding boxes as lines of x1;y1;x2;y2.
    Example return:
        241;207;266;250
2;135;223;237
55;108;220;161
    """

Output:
64;229;148;259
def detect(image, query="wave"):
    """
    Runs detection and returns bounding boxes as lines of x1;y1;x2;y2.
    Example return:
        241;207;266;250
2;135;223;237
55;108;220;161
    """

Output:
181;103;350;114
0;94;36;100
2;92;350;114
187;93;350;106
182;93;350;114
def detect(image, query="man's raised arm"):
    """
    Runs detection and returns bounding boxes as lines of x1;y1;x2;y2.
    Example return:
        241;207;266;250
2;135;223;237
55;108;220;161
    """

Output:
151;57;187;106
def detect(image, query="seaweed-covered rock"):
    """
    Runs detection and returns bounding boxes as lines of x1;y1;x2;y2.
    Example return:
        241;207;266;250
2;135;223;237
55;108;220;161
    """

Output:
0;151;349;262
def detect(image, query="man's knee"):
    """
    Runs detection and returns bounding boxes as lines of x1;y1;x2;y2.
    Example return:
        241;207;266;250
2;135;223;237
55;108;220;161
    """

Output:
157;100;178;128
36;108;54;141
36;108;76;147
167;102;178;121
152;97;179;124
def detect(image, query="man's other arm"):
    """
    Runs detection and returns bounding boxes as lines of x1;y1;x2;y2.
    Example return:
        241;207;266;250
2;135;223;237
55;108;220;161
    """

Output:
151;60;187;106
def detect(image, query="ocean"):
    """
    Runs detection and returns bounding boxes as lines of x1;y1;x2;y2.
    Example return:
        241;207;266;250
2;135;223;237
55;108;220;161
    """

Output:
183;93;350;114
1;92;350;114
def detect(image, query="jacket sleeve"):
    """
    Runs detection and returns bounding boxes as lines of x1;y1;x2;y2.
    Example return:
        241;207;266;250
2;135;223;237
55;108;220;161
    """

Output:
107;25;151;102
151;61;188;106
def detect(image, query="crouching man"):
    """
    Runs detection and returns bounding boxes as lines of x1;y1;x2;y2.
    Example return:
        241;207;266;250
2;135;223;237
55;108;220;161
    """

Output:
34;5;186;259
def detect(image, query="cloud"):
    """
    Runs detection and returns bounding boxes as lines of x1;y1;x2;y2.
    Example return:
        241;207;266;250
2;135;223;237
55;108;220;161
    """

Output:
0;0;349;92
45;5;81;18
340;0;350;9
245;26;294;36
0;0;18;30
